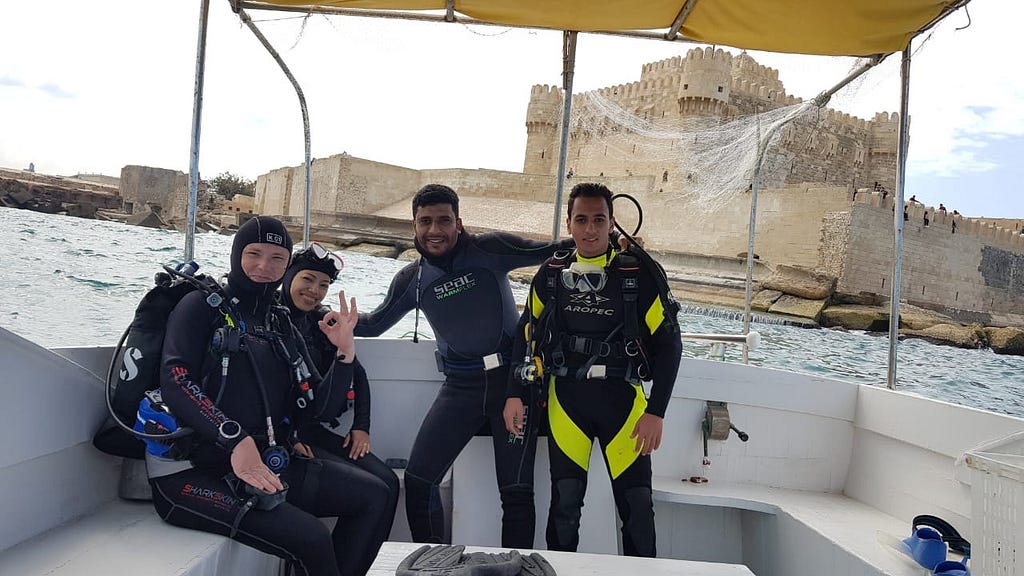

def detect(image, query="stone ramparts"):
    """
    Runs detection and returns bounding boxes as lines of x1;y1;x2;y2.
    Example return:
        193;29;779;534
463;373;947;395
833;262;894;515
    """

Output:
831;190;1024;325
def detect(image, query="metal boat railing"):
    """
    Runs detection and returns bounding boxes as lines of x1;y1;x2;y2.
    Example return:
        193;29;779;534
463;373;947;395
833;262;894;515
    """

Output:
682;331;760;361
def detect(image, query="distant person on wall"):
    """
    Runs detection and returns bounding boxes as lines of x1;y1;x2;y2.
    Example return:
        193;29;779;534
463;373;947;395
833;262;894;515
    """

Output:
952;219;958;234
908;194;918;203
924;211;930;227
939;203;947;214
355;184;573;548
505;182;682;558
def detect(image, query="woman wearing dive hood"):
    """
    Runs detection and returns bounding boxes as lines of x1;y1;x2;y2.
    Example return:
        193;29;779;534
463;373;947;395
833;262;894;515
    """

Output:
151;216;390;576
280;243;400;548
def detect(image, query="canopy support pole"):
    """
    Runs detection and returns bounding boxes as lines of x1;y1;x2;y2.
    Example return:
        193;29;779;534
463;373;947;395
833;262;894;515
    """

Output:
887;46;913;390
666;0;700;40
741;55;884;362
741;106;763;364
185;0;211;262
238;8;314;248
551;31;578;240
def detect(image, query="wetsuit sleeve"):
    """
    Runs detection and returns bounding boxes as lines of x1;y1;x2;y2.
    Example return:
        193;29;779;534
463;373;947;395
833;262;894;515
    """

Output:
475;232;574;271
159;291;248;452
355;261;419;337
350;359;371;432
313;357;355;423
638;264;682;418
507;270;548;400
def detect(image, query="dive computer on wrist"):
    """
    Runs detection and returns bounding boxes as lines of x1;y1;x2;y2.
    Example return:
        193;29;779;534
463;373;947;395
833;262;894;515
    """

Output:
218;419;242;446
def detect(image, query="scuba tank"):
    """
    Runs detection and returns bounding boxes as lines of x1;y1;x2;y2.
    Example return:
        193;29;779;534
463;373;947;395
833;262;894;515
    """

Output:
93;262;229;459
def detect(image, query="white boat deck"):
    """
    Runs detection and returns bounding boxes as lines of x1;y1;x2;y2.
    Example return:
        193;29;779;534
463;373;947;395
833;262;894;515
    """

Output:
1;331;1022;575
0;499;278;576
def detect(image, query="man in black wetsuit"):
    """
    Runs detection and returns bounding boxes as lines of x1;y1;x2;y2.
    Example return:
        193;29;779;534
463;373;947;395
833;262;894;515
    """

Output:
504;183;681;557
356;184;571;547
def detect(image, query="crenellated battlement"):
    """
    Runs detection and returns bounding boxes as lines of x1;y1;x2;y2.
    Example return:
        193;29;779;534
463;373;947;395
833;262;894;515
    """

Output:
684;46;733;64
853;190;1024;251
641;56;685;75
529;84;562;97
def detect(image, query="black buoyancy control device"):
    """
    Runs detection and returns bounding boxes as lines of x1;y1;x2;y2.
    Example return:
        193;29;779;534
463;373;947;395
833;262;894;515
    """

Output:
93;262;233;459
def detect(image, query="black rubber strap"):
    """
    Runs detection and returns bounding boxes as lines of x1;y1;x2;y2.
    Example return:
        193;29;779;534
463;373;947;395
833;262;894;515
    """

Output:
913;514;971;555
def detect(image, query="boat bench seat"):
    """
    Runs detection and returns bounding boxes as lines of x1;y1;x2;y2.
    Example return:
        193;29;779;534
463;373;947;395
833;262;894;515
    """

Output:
0;465;447;576
651;476;928;576
0;498;282;576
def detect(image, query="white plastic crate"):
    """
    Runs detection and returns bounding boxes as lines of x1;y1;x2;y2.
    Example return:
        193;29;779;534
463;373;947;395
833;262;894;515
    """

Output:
963;430;1024;576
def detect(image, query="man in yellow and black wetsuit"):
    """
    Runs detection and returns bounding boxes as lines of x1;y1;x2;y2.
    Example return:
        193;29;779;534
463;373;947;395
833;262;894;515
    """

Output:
504;182;681;557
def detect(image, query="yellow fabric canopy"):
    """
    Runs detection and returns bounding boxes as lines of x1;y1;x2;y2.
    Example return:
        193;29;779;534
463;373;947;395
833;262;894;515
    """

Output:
246;0;966;56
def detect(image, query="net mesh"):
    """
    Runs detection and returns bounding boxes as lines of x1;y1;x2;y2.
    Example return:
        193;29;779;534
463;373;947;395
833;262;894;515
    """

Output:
515;52;895;229
567;92;821;215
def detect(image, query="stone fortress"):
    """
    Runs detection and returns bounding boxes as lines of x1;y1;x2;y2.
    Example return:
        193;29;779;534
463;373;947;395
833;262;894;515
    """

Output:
118;47;1024;347
523;48;899;195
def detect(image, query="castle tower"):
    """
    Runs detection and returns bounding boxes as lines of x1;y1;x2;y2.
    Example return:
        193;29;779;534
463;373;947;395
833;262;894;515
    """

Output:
678;47;732;117
523;84;563;175
731;52;784;97
867;111;901;192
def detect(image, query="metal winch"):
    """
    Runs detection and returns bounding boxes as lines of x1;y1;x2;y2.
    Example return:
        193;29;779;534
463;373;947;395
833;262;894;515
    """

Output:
691;401;749;483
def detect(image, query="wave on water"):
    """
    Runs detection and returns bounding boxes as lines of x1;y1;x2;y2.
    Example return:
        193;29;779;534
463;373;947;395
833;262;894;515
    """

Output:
62;274;125;289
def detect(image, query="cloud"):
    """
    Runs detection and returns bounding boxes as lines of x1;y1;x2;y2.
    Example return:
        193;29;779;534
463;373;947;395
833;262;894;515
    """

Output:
36;82;76;99
0;75;24;87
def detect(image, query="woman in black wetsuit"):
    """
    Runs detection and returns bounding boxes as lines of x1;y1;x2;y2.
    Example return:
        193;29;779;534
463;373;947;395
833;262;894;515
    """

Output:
280;243;400;545
150;216;390;576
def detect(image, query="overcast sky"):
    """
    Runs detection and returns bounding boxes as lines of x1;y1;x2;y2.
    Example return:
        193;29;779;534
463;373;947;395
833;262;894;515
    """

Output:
1;1;1021;218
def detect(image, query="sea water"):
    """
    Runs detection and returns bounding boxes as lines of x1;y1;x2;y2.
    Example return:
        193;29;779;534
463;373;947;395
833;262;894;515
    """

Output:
3;207;1023;418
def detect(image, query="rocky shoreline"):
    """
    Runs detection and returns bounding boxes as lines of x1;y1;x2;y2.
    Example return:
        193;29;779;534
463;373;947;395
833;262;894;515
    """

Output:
362;243;1024;357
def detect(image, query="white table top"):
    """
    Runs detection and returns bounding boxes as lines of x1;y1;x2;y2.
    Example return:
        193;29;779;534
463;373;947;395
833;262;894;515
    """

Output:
369;542;755;576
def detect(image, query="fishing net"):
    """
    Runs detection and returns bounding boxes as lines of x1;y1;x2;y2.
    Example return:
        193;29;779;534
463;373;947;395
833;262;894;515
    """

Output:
526;52;886;229
566;91;818;215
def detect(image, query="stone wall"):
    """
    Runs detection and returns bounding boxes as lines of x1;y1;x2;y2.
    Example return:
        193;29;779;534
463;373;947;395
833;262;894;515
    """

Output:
835;191;1024;323
613;183;851;268
118;165;189;219
253;151;1024;322
254;154;420;217
818;210;852;280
